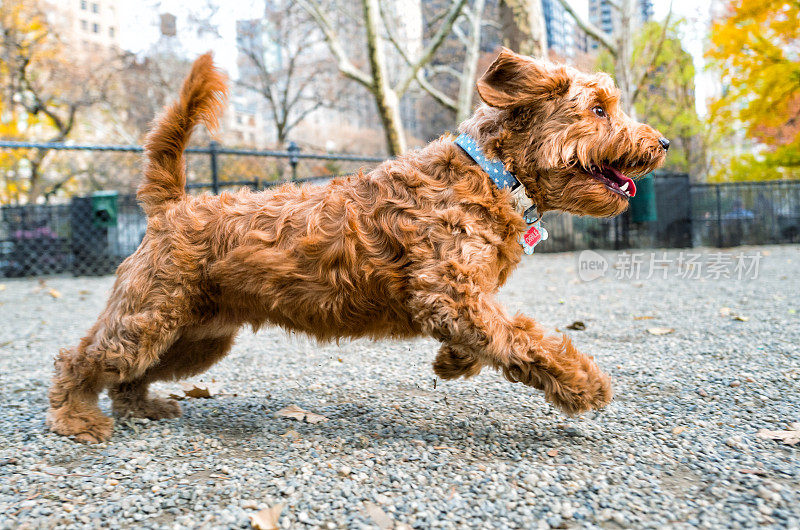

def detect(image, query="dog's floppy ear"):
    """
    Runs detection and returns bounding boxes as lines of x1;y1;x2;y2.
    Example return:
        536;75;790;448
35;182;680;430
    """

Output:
477;48;571;108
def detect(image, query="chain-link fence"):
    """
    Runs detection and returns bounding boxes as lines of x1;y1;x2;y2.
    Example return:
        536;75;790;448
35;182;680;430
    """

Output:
1;141;799;278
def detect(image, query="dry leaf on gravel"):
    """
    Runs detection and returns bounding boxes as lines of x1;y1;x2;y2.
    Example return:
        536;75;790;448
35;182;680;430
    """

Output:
0;284;6;292
280;429;300;440
547;448;559;457
48;288;62;299
274;404;328;424
364;502;394;529
170;381;222;399
249;503;284;530
647;327;674;335
720;307;749;321
566;321;586;331
757;424;800;445
634;316;655;320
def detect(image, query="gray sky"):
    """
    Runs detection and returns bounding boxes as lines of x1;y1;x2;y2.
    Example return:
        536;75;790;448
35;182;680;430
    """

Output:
118;0;712;114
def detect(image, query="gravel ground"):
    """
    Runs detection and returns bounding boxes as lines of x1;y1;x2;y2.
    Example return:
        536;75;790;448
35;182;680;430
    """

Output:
1;244;798;529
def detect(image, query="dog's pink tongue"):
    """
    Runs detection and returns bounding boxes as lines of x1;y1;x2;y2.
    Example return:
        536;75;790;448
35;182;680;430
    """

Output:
609;168;636;197
623;175;636;197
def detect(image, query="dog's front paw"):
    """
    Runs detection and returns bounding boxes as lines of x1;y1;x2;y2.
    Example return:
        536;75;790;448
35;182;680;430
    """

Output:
47;405;114;443
433;345;483;380
545;368;613;415
502;357;613;415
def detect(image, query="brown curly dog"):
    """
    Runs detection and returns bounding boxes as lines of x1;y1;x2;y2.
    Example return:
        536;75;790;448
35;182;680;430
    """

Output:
47;49;668;442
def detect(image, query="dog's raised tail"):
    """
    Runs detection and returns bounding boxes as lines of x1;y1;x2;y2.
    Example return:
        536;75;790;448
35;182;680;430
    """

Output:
138;52;228;213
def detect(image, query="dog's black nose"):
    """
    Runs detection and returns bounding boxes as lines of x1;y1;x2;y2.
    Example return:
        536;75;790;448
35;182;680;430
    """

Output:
658;137;670;151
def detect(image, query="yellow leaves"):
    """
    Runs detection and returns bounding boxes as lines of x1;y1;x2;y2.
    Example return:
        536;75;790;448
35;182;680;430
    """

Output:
708;0;800;150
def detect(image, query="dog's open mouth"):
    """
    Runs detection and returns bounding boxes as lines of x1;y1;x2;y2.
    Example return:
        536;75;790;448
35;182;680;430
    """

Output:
588;164;636;198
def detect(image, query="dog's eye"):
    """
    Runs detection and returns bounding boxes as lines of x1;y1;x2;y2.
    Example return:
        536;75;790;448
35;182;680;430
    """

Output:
592;106;607;118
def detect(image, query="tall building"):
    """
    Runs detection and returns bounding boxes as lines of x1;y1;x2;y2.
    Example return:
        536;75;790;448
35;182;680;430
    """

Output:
45;0;122;55
542;0;578;59
587;0;654;49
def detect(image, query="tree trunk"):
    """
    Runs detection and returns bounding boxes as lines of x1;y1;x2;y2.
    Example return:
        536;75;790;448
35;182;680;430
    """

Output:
363;0;406;155
457;0;485;123
25;151;48;204
615;0;636;118
499;0;547;59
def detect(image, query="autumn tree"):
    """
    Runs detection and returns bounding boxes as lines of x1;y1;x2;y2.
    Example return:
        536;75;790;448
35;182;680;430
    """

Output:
0;0;119;202
299;0;468;155
707;0;800;180
556;0;668;117
595;20;704;175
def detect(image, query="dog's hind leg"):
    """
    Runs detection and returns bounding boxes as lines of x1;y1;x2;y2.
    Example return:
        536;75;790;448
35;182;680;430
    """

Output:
412;289;612;415
109;332;237;419
109;379;181;420
47;310;181;443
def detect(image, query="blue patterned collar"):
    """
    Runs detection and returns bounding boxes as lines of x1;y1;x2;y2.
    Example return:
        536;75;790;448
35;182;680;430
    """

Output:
455;133;520;190
455;133;548;254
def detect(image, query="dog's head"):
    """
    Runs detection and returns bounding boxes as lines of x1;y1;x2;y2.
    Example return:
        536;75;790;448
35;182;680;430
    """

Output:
462;48;668;217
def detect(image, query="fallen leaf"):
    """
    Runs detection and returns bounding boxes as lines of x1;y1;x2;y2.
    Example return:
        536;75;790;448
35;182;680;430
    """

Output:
566;321;586;331
0;284;6;292
281;429;300;440
364;502;394;529
78;289;92;295
547;448;559;457
274;404;328;424
48;288;62;299
173;381;222;399
249;503;284;530
737;468;767;476
647;327;674;335
732;315;750;322
672;426;687;435
757;425;800;446
634;315;655;320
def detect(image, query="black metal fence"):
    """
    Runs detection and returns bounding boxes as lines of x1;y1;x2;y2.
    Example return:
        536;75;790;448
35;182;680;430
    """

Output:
1;141;799;278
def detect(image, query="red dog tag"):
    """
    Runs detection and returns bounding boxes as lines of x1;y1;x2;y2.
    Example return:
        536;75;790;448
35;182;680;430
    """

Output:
524;225;542;246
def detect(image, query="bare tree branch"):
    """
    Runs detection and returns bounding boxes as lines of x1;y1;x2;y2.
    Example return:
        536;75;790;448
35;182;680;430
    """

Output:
394;0;469;97
416;73;457;111
297;0;374;88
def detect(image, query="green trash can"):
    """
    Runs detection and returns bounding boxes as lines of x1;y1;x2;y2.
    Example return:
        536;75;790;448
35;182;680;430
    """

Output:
629;173;657;223
90;191;118;228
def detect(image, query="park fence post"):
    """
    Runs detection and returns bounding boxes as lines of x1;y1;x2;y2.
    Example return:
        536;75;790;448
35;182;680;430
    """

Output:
288;141;300;182
209;140;220;194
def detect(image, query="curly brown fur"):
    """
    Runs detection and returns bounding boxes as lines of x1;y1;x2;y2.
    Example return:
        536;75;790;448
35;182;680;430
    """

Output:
47;49;666;442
